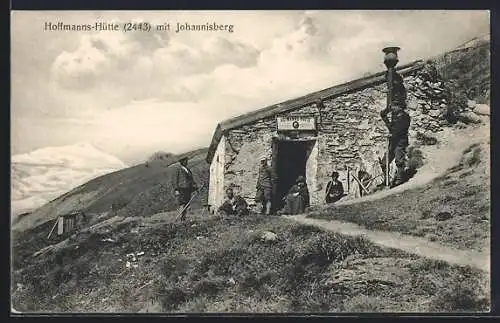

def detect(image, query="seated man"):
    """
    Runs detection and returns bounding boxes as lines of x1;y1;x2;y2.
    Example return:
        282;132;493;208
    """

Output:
218;187;249;216
296;176;310;208
282;176;309;215
325;171;344;204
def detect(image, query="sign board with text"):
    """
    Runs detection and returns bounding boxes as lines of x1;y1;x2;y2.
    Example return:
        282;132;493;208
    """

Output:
276;116;316;131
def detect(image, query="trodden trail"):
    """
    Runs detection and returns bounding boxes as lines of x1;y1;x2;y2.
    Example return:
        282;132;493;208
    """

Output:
284;214;490;273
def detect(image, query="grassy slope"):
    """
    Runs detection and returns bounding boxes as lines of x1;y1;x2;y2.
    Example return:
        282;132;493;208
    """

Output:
12;148;210;231
11;213;489;313
308;142;490;253
441;41;490;104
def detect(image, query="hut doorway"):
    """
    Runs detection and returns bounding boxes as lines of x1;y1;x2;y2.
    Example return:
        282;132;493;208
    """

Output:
272;139;315;210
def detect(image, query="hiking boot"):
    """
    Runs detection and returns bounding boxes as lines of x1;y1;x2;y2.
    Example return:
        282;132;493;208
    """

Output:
390;181;401;188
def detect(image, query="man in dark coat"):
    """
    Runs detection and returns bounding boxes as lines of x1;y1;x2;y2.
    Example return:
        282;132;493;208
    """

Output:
174;156;197;220
256;156;273;215
282;176;310;215
296;176;310;208
387;70;407;109
325;171;344;204
380;72;411;187
218;187;249;216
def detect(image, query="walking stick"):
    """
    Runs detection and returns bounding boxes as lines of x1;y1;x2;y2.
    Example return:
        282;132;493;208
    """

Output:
366;174;383;186
174;183;205;222
385;66;394;188
386;136;390;187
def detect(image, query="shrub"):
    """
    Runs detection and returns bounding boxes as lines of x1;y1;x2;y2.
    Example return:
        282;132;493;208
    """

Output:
156;287;189;311
343;294;385;312
466;147;482;167
147;151;175;163
430;280;489;312
445;90;468;123
193;277;226;296
416;132;438;146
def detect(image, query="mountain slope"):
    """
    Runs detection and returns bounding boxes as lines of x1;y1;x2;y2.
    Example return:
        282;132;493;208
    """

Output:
11;143;127;217
11;213;489;313
12;148;209;232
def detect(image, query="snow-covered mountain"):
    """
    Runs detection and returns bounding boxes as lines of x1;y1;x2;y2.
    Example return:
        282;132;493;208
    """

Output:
11;142;127;217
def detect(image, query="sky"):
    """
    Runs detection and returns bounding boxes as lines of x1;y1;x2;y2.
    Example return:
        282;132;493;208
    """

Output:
11;10;490;164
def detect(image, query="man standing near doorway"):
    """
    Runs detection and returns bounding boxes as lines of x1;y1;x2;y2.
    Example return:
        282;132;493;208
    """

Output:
174;156;198;221
379;70;411;187
256;156;273;215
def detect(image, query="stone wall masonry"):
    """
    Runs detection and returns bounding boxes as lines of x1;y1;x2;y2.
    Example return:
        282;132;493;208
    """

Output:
224;118;276;203
223;66;455;206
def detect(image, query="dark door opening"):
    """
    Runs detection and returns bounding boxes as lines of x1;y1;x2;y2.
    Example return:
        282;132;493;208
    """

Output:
273;140;310;210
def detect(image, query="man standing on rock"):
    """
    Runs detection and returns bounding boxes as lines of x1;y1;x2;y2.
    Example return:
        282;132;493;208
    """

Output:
256;156;274;215
380;70;411;188
174;156;198;221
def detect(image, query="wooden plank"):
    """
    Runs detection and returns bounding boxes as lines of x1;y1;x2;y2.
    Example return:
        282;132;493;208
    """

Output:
351;173;370;195
67;218;73;232
47;217;59;239
346;166;351;194
57;217;64;235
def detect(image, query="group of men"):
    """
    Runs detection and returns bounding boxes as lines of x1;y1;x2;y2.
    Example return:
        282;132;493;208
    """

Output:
173;69;411;218
173;155;251;218
254;162;346;215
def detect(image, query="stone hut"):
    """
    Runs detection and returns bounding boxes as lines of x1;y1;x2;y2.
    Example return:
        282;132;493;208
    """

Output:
206;59;450;212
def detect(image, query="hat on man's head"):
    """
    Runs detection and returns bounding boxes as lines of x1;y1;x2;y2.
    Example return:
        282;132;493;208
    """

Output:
259;155;267;161
296;176;306;183
180;156;189;162
331;171;339;177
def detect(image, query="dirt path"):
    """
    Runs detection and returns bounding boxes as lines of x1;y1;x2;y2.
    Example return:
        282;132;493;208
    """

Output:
337;121;490;206
284;214;490;273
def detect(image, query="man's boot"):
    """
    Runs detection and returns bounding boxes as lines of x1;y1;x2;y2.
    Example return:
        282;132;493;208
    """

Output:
260;203;266;215
390;166;405;188
378;157;390;187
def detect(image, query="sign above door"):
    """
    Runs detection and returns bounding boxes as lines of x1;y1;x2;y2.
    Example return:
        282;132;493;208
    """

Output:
276;116;316;131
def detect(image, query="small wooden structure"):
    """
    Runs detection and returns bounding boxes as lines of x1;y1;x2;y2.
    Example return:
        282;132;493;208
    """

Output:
47;211;86;239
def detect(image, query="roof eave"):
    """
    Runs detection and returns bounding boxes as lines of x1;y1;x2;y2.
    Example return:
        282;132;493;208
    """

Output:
205;124;223;164
205;60;425;164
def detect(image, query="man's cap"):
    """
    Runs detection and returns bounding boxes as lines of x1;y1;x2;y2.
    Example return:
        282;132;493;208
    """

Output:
179;156;189;162
296;176;306;183
259;155;267;161
331;171;339;177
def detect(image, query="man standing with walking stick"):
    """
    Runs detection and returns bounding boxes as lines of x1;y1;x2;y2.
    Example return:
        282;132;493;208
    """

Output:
379;47;411;188
174;156;198;221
